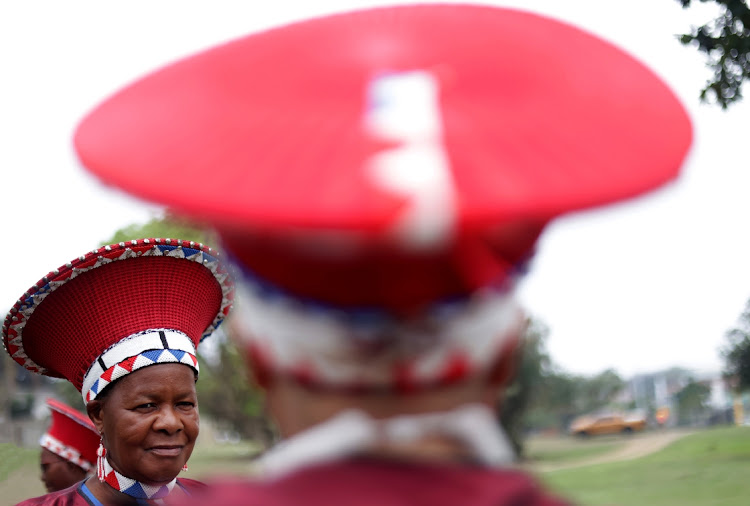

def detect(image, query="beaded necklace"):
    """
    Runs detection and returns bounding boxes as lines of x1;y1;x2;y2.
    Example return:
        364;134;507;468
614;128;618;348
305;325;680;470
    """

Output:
98;446;177;501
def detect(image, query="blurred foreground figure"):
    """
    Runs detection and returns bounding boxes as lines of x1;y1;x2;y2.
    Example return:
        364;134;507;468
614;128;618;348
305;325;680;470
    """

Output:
39;399;98;493
74;4;692;505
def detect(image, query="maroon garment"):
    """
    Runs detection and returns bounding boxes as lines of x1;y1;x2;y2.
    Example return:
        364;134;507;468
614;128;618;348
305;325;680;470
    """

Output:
17;478;206;505
14;483;87;506
182;459;570;506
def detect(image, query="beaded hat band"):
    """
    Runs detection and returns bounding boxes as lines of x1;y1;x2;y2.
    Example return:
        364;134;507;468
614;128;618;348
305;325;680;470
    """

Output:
41;398;99;470
40;433;94;472
232;263;524;392
82;329;199;403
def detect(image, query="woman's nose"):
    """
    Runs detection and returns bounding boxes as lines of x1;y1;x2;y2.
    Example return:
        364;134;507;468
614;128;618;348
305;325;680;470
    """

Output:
154;406;184;433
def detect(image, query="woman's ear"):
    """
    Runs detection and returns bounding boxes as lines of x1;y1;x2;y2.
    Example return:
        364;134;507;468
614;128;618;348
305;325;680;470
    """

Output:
86;399;105;435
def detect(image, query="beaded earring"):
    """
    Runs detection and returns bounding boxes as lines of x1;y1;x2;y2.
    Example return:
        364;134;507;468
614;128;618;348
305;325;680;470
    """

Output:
96;437;106;482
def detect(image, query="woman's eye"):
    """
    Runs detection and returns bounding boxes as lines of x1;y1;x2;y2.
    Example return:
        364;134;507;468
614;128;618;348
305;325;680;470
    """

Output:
135;403;157;410
177;402;196;410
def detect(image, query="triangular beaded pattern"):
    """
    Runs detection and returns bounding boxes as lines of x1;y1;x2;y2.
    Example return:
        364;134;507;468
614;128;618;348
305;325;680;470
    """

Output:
101;454;177;500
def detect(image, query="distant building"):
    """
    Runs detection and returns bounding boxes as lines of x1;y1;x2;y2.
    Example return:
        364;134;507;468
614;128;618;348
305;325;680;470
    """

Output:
623;367;733;427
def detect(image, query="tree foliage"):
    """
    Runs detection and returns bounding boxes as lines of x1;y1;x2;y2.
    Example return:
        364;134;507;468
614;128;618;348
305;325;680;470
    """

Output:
525;369;578;433
196;334;276;445
498;316;550;457
104;211;217;247
499;317;628;457
678;0;750;108
722;298;750;391
674;378;711;424
525;368;625;434
577;369;625;414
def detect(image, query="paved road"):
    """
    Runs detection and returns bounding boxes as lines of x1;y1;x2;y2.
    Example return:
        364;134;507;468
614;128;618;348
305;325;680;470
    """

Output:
527;428;694;473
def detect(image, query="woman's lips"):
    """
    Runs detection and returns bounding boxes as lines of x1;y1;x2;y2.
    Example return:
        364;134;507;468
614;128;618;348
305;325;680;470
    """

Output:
148;446;183;457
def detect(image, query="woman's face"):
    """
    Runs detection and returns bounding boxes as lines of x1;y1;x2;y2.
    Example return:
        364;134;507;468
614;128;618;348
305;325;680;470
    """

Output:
88;363;199;485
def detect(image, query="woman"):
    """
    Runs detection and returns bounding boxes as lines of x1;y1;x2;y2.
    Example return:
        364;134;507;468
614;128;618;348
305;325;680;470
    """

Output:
3;238;233;504
39;398;99;493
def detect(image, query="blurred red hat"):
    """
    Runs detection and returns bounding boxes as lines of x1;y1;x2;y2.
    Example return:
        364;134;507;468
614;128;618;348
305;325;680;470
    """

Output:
72;5;692;390
2;239;234;402
74;4;691;313
41;398;99;471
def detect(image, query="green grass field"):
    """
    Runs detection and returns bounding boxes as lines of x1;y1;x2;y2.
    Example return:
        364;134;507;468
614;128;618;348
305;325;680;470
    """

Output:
0;439;260;504
525;435;622;464
0;443;38;481
0;443;45;504
187;439;261;479
3;427;748;505
540;426;750;506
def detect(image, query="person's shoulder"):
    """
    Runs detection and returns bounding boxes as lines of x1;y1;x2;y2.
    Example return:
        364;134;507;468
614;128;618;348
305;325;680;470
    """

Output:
15;482;85;506
175;479;276;506
178;462;572;506
468;467;572;506
281;460;573;506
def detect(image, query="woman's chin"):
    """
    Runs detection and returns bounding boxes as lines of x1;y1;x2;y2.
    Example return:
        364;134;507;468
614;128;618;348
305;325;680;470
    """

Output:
126;465;184;487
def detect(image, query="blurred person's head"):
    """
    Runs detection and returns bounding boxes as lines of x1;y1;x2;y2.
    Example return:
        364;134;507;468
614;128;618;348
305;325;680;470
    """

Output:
72;3;692;460
40;448;87;493
39;398;98;492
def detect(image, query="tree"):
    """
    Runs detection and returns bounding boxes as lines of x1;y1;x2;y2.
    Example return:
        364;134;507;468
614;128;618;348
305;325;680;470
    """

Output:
677;0;750;108
523;368;625;435
498;316;551;457
525;369;578;433
674;378;711;425
722;298;750;391
104;211;218;247
196;332;276;445
576;369;625;415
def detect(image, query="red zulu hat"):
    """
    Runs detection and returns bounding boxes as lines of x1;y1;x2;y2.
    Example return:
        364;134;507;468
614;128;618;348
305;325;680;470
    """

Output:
41;398;99;471
74;4;692;313
2;239;234;403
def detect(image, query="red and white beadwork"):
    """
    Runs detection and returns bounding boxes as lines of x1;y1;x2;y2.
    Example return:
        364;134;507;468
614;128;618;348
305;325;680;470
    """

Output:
42;398;99;470
41;433;94;472
98;446;177;499
82;329;199;403
232;267;524;392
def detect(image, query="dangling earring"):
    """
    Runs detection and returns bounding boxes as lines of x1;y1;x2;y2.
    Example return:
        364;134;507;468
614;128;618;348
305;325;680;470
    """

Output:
181;464;188;472
97;436;106;482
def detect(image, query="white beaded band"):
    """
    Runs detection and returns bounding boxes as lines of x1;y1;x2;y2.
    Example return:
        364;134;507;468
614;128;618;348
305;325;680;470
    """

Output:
40;433;93;471
82;329;198;403
232;270;523;390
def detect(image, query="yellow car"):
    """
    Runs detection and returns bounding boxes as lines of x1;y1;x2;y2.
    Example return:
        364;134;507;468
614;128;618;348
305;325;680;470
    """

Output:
569;413;646;437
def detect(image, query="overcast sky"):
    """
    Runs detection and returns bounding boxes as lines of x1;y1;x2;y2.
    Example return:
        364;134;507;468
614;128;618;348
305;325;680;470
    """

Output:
2;0;747;378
